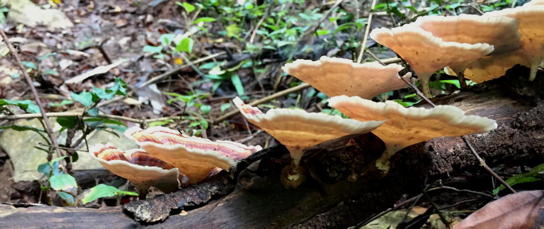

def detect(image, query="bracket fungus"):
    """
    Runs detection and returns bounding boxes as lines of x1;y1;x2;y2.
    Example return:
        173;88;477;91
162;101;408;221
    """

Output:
90;144;180;193
125;126;261;184
233;97;383;188
328;95;497;172
483;6;544;81
370;25;494;97
282;56;411;99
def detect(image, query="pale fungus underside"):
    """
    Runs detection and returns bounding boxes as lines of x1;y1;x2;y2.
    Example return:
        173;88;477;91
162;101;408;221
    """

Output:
329;95;497;171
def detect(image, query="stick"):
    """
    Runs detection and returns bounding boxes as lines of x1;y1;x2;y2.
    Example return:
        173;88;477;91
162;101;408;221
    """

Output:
356;0;378;63
0;30;61;161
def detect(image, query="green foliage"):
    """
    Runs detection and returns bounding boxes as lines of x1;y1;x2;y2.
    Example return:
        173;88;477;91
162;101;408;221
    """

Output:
81;184;138;204
0;99;40;113
49;173;78;192
493;163;544;195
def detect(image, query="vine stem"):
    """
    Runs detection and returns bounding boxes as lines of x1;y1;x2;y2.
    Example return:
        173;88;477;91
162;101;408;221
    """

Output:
1;29;61;162
356;0;378;63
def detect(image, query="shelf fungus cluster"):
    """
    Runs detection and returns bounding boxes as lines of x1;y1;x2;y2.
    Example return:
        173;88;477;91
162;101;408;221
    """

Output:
369;0;544;96
90;127;261;193
233;97;382;188
236;51;498;186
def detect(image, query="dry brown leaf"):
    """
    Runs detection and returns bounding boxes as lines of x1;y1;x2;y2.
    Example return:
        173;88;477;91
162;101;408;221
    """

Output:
454;190;544;229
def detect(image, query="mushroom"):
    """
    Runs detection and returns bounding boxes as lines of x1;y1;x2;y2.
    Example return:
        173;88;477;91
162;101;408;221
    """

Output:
483;6;544;81
233;97;383;187
328;95;497;172
125;126;262;184
282;56;411;99
90;144;180;193
414;14;520;86
526;0;544;6
463;51;529;83
370;25;494;96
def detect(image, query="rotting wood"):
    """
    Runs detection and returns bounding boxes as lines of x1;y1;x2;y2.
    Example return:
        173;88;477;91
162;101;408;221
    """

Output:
0;71;543;228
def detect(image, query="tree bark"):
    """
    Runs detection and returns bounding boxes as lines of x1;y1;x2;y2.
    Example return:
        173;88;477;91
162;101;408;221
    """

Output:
1;71;543;228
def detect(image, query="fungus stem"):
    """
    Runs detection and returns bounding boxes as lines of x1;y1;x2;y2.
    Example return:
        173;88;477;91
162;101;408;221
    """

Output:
529;62;538;81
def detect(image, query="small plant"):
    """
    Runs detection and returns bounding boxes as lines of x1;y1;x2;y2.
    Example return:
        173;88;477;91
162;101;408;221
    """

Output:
1;78;137;205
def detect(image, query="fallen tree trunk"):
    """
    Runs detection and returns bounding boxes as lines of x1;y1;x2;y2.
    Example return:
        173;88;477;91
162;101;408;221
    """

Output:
1;71;543;228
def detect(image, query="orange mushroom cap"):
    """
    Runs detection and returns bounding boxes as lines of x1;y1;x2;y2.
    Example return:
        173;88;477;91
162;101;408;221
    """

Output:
125;126;262;184
233;97;383;165
282;56;411;99
90;144;180;193
370;25;493;96
484;6;544;81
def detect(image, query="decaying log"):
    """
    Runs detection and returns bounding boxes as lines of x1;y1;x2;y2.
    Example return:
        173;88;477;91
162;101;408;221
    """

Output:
1;71;543;228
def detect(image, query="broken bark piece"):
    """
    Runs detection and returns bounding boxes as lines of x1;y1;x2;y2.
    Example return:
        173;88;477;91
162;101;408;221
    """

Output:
89;144;180;193
282;56;411;99
125;126;261;184
329;95;497;172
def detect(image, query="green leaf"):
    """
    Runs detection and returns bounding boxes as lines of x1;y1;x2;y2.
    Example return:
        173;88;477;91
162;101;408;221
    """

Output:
230;74;245;95
57;191;76;205
439;79;461;89
220;103;231;113
86;108;99;116
193;17;216;24
492;163;544;195
148;119;174;127
226;24;241;38
57;116;79;129
21;61;37;70
0;99;40;113
49;99;74;107
70;92;94;107
176;37;194;53
316;29;330;36
142;45;163;53
81;184;138;204
178;1;196;13
49;173;77;191
200;104;211;114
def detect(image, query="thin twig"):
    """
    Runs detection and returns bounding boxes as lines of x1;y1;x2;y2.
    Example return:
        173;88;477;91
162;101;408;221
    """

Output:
0;111;190;125
0;30;61;162
462;136;516;193
356;0;378;63
248;7;271;43
213;83;311;124
139;52;226;88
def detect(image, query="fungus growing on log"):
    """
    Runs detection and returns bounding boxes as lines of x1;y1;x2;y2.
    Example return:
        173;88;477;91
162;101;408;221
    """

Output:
370;25;493;97
483;6;544;81
125;126;262;184
233;97;382;188
328;95;497;172
282;56;411;99
415;15;519;54
90;144;180;193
